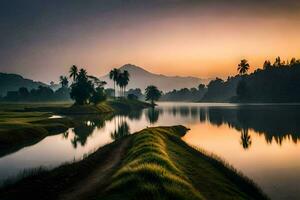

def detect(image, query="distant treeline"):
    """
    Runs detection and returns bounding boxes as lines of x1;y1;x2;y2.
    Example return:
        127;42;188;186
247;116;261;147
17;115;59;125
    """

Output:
160;84;206;102
202;57;300;102
0;86;71;102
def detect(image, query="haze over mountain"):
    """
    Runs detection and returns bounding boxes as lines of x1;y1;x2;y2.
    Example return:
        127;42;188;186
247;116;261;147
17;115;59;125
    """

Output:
102;64;210;92
0;73;47;96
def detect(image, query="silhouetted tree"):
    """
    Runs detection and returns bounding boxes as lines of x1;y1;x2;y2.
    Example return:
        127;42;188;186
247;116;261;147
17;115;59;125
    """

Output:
198;84;205;91
18;87;29;98
237;59;250;75
90;86;106;105
109;68;120;98
69;65;79;82
116;70;130;97
145;85;162;106
263;60;272;70
59;76;69;88
70;68;94;105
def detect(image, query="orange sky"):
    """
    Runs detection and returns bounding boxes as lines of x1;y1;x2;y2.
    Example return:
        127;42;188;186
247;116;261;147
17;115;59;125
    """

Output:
1;1;300;82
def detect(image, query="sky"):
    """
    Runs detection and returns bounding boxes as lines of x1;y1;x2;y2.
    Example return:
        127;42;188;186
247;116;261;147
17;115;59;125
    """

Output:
1;0;300;83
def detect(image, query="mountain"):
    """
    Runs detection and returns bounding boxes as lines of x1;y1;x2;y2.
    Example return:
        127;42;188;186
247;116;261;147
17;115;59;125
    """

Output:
0;73;47;96
101;64;210;92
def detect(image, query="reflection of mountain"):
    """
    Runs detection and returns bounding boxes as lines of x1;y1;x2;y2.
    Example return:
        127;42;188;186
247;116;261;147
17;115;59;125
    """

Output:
167;105;300;145
102;64;210;92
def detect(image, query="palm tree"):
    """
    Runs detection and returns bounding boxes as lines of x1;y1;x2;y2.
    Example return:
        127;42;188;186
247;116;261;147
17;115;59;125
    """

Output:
145;85;162;106
109;68;120;98
59;76;69;88
122;70;130;97
237;59;250;75
69;65;78;82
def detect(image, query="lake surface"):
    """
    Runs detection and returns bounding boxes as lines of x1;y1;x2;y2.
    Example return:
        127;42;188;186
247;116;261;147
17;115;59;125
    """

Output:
1;102;300;199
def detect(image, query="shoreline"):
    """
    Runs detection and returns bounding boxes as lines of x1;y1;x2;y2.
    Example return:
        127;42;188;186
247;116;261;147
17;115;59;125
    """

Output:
0;126;269;200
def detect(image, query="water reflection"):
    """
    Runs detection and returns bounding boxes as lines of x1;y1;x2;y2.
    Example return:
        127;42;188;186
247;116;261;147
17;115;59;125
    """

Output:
111;116;130;140
240;128;251;149
163;105;300;145
1;103;300;199
146;107;161;124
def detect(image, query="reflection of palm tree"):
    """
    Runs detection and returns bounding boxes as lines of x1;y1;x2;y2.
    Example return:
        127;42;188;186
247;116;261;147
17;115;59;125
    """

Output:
240;128;252;149
111;121;130;140
146;107;160;124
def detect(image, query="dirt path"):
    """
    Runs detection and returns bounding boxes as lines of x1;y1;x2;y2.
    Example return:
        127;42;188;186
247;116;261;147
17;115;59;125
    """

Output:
58;138;130;200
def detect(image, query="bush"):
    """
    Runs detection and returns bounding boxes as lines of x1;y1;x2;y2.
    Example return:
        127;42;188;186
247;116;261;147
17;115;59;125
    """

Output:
90;87;107;105
127;93;138;100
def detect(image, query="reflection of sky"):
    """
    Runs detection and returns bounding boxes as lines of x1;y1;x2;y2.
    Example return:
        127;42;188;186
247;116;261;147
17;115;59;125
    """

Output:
0;102;300;199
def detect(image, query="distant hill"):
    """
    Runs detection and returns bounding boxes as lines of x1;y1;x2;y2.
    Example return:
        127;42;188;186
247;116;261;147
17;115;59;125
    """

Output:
101;64;210;92
0;73;47;96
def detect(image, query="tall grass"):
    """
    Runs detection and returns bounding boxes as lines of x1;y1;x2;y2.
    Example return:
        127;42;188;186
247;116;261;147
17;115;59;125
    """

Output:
103;126;204;200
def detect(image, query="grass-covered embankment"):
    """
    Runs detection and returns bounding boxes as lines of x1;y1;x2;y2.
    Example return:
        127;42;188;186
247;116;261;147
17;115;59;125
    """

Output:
0;126;268;200
102;126;268;200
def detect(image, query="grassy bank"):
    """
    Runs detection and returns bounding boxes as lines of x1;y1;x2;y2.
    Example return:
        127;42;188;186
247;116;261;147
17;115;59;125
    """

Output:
102;126;268;200
0;126;268;200
0;99;151;156
0;110;74;156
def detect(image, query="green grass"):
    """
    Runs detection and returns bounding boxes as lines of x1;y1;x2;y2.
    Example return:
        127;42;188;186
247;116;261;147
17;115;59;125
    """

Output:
0;137;130;200
0;126;268;200
61;101;114;115
0;103;73;154
107;98;152;113
102;126;268;200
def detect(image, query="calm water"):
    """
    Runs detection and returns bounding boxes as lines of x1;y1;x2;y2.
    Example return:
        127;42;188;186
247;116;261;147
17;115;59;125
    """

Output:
1;102;300;199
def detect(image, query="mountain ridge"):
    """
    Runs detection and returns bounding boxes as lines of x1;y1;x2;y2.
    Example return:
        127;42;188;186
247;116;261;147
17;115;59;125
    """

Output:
102;64;210;92
0;72;48;96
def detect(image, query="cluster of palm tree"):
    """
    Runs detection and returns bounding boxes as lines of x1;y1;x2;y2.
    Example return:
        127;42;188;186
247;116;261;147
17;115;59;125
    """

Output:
109;68;130;98
67;65;106;105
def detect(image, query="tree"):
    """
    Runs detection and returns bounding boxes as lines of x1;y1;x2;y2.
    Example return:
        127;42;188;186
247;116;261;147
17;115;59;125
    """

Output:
263;60;272;70
18;87;29;97
59;76;69;88
70;68;94;105
273;56;282;67
69;65;79;82
90;87;107;105
237;59;250;75
198;84;205;91
109;68;120;98
122;70;130;96
117;70;130;97
145;85;162;106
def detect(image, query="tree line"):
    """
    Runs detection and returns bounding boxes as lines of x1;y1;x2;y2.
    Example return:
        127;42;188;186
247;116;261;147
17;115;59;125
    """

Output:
202;57;300;102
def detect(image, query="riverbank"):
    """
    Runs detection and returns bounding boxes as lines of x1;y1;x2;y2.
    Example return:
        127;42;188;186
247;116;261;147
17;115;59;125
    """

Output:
0;99;151;156
0;126;268;200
